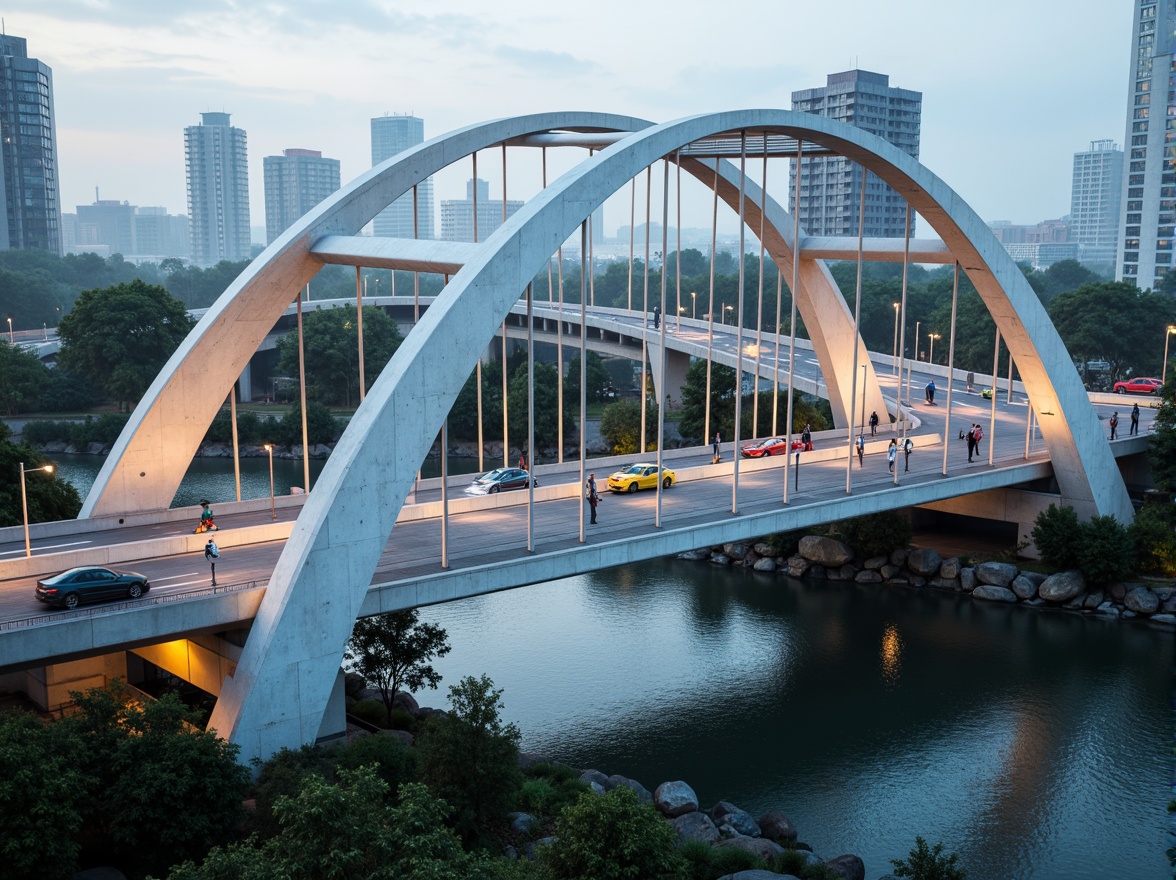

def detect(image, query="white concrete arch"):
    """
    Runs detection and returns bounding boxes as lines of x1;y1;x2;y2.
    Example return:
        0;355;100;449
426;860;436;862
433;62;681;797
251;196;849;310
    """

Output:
205;110;1128;763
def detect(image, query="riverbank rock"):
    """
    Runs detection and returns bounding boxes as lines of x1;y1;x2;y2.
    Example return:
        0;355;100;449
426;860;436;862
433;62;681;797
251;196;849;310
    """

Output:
1010;575;1039;600
715;837;785;860
508;811;536;834
654;781;699;817
711;553;732;566
757;810;798;843
906;547;941;576
939;557;961;579
855;570;882;584
864;555;887;570
975;561;1018;587
1039;570;1085;603
890;548;909;567
753;542;776;557
679;549;711;561
1124;586;1160;614
608;774;652;803
580;769;609;789
724;542;750;560
671;811;719;844
973;584;1017;602
709;801;762;837
959;567;977;592
753;557;777;572
825;854;866;880
392;691;419;714
787;556;809;577
798;535;852;567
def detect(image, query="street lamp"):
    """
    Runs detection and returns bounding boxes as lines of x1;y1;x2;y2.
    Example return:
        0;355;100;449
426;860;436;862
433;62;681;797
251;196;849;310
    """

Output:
1164;325;1176;385
928;332;941;365
677;306;686;331
723;304;733;325
892;303;900;375
690;291;697;320
42;322;47;341
19;461;55;557
6;317;11;343
263;444;276;521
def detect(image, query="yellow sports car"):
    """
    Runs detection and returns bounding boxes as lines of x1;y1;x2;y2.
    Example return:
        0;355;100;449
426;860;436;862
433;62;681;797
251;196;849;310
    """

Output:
607;463;676;493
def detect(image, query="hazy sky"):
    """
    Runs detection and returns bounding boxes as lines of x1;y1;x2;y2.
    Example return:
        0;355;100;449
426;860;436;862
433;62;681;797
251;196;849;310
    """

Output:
11;0;1131;236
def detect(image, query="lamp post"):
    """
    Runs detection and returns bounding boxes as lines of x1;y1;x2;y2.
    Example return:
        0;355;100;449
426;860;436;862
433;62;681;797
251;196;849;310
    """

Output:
723;304;733;325
263;444;276;521
19;462;54;557
690;291;696;320
6;317;11;343
677;306;686;331
1164;325;1176;385
929;332;941;365
892;303;900;375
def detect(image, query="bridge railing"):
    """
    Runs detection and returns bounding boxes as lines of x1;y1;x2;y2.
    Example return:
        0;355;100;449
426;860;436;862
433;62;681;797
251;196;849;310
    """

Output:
0;579;267;632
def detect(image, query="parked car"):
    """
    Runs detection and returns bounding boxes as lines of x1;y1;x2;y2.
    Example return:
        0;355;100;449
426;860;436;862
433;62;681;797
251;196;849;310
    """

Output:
607;463;676;493
981;388;994;400
741;437;790;458
1112;377;1162;394
36;567;150;610
465;467;534;495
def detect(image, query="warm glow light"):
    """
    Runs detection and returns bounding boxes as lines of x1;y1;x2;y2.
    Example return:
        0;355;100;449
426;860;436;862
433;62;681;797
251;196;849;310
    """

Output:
880;622;903;685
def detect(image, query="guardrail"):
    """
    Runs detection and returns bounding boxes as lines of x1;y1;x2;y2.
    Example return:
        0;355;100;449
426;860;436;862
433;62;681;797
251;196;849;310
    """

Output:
0;578;266;632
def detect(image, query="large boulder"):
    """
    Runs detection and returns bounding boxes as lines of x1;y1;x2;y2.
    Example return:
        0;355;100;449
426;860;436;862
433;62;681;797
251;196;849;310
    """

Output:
709;801;762;837
724;542;750;560
607;774;652;803
1124;586;1160;614
959;568;977;592
391;691;419;714
753;557;778;573
863;555;888;570
757;810;798;843
798;535;853;567
975;561;1019;587
825;854;866;880
654;781;699;817
753;542;777;558
1039;570;1085;603
710;553;732;566
939;557;961;579
715;837;786;860
890;548;910;567
855;570;883;584
508;811;536;834
670;811;719;844
972;584;1017;603
1010;575;1039;600
787;556;810;577
906;547;942;576
580;769;610;789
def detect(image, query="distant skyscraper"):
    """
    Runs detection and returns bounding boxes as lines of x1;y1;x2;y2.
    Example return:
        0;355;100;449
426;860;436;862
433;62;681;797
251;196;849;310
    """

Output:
790;70;921;238
263;149;341;244
1116;1;1176;286
0;34;62;255
1070;140;1123;270
371;114;434;239
441;178;523;243
68;198;188;260
185;112;251;266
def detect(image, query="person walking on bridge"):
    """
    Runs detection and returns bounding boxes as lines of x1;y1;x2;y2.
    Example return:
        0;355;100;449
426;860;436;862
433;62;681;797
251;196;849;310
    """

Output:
887;438;897;473
1130;403;1140;436
855;433;865;467
586;474;600;524
204;538;219;586
713;431;721;462
965;425;977;463
1109;411;1119;441
903;436;913;472
869;411;879;436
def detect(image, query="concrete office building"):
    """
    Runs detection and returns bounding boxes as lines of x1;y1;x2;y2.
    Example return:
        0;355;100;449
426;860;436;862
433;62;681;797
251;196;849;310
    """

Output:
263;149;341;244
1116;1;1176;286
790;69;921;237
440;178;523;243
1071;140;1123;270
0;34;62;254
371;114;434;239
67;200;189;261
185;112;251;266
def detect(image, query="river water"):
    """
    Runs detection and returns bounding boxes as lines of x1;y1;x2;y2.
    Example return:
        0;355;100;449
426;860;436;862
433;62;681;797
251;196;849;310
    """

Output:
52;455;1174;880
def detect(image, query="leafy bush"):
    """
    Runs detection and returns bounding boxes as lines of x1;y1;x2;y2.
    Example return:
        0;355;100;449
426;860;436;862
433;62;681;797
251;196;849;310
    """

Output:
890;836;967;880
772;848;843;880
21;418;73;445
202;409;273;445
543;786;685;880
389;706;417;732
517;777;558;815
349;699;389;728
273;401;340;446
1130;502;1176;575
1031;503;1082;569
331;733;418;801
836;510;912;558
1077;514;1135;586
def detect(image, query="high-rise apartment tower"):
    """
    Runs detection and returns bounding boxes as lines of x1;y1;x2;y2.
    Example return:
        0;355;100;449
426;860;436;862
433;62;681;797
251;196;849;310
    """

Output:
441;178;523;243
790;70;921;238
0;34;62;254
371;114;434;239
185;112;251;266
1116;1;1176;286
263;149;341;244
1071;140;1123;271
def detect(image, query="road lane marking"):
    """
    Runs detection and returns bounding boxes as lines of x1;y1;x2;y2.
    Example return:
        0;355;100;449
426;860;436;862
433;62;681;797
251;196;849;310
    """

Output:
0;540;93;557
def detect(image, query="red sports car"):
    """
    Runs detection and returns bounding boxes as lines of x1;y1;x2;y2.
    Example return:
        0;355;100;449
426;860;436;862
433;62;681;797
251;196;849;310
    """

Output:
1112;377;1162;394
741;437;790;458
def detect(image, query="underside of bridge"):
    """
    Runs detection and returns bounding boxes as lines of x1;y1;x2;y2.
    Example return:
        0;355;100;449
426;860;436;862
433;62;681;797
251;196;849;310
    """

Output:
71;110;1131;764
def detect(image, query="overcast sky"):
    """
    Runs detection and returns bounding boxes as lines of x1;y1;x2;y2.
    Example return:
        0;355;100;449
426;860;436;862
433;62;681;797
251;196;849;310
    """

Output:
11;0;1132;237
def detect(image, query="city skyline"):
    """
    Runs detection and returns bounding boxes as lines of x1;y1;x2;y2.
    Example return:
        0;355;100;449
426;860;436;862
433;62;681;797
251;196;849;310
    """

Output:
5;1;1130;238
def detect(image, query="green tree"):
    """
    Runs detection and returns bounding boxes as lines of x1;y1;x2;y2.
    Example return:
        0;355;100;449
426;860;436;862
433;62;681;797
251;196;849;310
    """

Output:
1148;374;1176;491
679;358;737;441
836;511;912;558
417;674;522;845
600;398;660;454
0;342;51;415
565;351;612;403
1130;502;1176;575
508;360;572;449
344;609;451;727
275;304;404;407
890;836;967;880
543;786;685;880
0;437;82;527
1077;514;1135;586
274;401;340;447
57;279;195;409
1031;503;1083;570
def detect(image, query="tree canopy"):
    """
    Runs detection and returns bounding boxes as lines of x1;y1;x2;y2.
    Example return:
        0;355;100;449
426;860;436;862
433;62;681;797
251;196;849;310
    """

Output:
345;609;451;727
0;437;82;527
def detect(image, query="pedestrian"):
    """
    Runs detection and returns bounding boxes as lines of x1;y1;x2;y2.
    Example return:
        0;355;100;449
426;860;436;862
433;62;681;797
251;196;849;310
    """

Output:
869;411;879;436
966;425;977;462
972;422;983;456
653;304;661;329
855;433;864;467
713;431;721;462
925;380;936;405
586;474;600;524
1130;403;1140;435
1109;411;1119;440
966;371;975;392
903;436;913;472
204;538;219;586
887;438;897;473
519;450;527;470
801;423;812;451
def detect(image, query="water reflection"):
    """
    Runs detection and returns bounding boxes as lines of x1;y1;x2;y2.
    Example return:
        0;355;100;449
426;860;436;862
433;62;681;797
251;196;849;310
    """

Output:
416;558;1171;880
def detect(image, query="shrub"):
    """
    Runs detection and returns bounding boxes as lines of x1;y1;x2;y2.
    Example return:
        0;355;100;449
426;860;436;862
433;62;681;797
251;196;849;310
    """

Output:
1077;514;1135;586
773;848;843;880
543;786;685;880
836;510;912;558
890;836;967;880
388;706;417;732
1031;503;1082;569
349;699;389;728
331;733;418;800
1130;502;1176;575
21;418;72;445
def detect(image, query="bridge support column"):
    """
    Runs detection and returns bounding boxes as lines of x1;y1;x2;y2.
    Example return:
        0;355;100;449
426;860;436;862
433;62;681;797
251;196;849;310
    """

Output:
238;362;252;403
647;346;690;414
